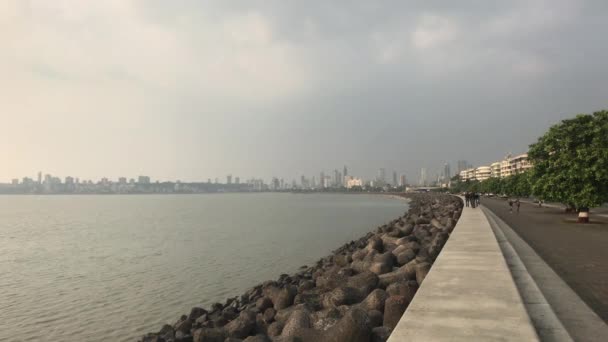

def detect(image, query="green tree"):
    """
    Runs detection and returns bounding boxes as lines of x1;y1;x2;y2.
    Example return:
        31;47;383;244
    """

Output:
528;110;608;222
480;177;502;194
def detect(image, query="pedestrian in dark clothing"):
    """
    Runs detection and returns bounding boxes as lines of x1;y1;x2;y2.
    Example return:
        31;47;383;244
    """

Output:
516;199;520;213
465;193;470;207
471;193;476;208
508;199;513;213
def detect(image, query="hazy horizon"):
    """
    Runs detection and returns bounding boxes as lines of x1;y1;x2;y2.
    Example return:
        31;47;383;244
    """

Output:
2;1;607;183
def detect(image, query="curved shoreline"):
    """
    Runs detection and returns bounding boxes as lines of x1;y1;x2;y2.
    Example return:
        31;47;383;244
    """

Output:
141;193;462;342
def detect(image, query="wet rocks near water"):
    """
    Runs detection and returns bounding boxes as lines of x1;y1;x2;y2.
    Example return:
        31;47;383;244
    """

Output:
140;193;462;342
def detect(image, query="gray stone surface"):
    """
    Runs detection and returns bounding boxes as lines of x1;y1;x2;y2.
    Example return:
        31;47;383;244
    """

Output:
388;199;538;341
483;206;608;342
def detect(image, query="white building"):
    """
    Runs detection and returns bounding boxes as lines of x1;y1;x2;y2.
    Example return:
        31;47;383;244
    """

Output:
490;162;501;178
346;177;364;188
509;153;532;175
475;166;491;181
459;168;477;181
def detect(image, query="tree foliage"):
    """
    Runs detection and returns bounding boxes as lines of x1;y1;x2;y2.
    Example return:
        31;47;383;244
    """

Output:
528;111;608;209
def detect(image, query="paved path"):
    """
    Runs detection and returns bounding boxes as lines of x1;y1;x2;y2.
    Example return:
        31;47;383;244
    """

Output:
482;198;608;323
389;199;538;341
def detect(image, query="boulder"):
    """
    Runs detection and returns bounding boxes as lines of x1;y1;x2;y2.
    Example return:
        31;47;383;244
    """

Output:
359;289;388;312
298;280;315;293
371;326;392;342
391;245;408;256
224;310;256;339
396;249;416;266
293;291;322;311
188;307;207;321
350;260;372;274
273;286;297;310
401;223;415;236
334;253;351;267
192;328;225;342
255;297;273;312
415;262;431;285
346;271;379;296
321;307;372;342
175;318;193;334
321;287;364;308
243;335;272;342
315;271;347;291
280;309;311;337
415;217;430;225
383;296;408;330
154;324;175;341
310;307;342;331
430;218;445;230
266;322;283;337
366;237;383;252
367;310;384;328
275;304;312;324
262;308;276;324
377;260;418;288
175;331;193;341
386;281;418;303
352;249;368;261
369;262;392;275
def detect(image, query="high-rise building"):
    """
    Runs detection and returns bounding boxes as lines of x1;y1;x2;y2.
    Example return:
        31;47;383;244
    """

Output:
399;174;407;187
343;165;348;178
334;169;340;186
320;172;325;188
457;160;468;174
235;177;240;184
272;177;280;190
420;168;427;186
227;175;232;184
312;176;316;188
392;171;397;186
138;176;150;184
37;171;42;185
377;168;386;183
444;163;451;181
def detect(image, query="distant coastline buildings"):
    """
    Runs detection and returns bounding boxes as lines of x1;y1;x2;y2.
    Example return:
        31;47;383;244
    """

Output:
459;153;532;182
1;165;414;194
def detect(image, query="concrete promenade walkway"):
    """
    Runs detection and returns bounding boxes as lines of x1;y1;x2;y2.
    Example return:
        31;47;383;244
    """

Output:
482;198;608;323
388;198;538;341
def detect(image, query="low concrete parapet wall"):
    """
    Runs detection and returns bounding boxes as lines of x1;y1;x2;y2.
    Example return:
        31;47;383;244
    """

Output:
388;199;539;341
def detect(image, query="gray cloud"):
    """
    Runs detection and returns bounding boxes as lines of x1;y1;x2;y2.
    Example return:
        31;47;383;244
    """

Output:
1;0;607;183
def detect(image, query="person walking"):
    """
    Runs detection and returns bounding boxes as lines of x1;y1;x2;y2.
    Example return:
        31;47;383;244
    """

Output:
465;192;470;207
508;199;513;213
471;193;476;208
516;198;521;214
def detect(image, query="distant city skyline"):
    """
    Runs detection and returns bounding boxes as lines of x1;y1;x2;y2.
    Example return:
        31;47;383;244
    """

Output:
2;155;526;187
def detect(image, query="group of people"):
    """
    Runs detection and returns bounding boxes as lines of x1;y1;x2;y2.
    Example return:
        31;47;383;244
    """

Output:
464;192;480;208
509;198;521;213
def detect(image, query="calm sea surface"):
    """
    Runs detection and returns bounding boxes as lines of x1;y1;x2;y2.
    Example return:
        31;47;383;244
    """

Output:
0;193;407;342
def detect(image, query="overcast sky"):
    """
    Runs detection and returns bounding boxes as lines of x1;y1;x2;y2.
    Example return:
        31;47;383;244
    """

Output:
2;0;607;183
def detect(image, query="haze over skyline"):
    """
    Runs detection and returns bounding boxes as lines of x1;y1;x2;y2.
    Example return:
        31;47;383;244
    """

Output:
2;1;607;183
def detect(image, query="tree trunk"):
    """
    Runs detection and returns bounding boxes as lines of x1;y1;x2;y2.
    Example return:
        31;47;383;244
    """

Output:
578;207;590;223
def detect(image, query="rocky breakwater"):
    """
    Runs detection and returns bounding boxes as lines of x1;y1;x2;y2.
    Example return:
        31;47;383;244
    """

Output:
141;193;463;342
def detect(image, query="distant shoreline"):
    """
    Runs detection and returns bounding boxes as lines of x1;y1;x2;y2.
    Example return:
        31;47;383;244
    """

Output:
0;191;411;197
